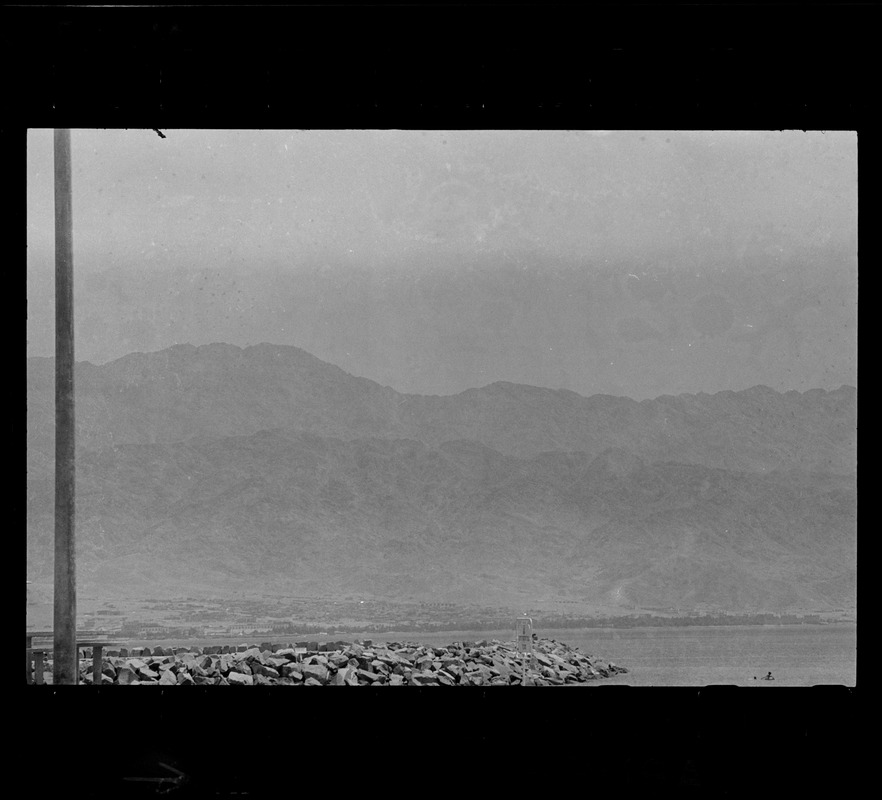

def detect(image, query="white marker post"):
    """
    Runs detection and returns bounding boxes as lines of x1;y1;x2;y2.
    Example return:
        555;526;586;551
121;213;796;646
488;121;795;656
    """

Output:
516;615;533;685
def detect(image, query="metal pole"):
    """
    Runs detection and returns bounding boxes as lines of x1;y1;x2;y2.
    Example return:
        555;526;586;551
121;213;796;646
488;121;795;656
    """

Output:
53;128;77;685
92;645;103;686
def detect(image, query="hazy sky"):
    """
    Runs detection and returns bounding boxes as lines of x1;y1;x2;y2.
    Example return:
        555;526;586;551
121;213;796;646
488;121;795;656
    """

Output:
26;129;857;399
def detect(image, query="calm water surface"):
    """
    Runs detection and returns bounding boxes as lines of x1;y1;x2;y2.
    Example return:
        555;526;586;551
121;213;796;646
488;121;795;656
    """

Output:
342;624;857;686
129;623;856;686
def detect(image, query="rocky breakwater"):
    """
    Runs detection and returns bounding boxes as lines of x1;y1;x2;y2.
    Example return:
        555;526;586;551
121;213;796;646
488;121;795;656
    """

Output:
70;638;628;686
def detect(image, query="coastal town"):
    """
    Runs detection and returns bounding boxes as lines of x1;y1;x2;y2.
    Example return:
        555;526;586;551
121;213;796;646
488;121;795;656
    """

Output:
33;593;854;641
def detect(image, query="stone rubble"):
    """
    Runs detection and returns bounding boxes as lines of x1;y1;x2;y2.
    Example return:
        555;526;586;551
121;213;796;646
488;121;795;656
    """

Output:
46;638;629;686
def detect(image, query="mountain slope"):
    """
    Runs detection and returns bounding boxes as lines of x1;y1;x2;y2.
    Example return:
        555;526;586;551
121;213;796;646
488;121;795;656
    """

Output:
27;342;857;473
26;428;856;610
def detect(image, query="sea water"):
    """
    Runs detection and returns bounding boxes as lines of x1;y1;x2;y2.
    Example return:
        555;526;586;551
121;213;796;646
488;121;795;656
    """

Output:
343;623;857;686
126;623;856;686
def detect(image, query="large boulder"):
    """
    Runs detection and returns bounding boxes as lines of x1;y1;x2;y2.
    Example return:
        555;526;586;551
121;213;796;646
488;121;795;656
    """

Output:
117;666;139;685
235;647;264;664
331;668;353;686
356;669;379;684
301;664;329;684
252;664;280;679
410;671;439;686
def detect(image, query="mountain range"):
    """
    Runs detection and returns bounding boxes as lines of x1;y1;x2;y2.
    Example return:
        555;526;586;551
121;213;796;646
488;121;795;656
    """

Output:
26;343;857;611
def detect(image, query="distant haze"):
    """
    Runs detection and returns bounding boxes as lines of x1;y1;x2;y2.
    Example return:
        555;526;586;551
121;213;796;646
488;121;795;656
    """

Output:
26;129;857;399
26;345;856;608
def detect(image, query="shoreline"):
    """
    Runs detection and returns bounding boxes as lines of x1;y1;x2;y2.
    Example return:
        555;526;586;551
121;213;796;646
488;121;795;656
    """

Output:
36;621;855;653
28;636;628;686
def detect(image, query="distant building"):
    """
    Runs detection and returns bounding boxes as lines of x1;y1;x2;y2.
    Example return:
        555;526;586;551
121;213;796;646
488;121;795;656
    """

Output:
139;625;169;637
228;625;272;636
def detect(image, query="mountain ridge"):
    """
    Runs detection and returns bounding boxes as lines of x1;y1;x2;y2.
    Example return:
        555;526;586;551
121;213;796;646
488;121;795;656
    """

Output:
27;342;857;474
26;342;857;611
27;340;858;400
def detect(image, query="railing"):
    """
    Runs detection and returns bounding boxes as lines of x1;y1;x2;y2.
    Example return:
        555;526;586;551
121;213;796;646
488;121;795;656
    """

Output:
26;630;123;685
